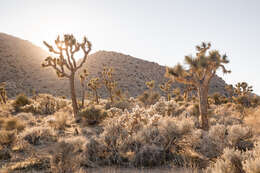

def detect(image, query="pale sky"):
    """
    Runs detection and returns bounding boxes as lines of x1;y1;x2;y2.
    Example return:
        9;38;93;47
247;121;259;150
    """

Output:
1;0;260;94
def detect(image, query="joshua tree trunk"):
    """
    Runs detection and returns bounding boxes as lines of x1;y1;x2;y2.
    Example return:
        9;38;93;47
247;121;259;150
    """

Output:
81;85;85;108
70;73;79;116
109;89;114;103
198;85;209;130
94;90;99;104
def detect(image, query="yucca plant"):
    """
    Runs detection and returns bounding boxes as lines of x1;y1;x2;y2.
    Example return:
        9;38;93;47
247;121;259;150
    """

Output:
160;80;172;101
166;42;230;130
42;34;92;116
234;82;253;96
183;84;196;102
101;67;117;103
88;77;101;104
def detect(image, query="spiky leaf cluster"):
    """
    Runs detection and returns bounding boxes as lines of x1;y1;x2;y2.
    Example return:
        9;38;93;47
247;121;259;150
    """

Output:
234;82;253;96
166;42;231;87
88;78;101;91
80;69;89;87
88;78;101;103
145;80;155;90
183;84;196;101
160;80;172;101
42;34;92;78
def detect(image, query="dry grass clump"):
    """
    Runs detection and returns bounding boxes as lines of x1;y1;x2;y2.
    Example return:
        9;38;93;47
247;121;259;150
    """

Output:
205;141;260;173
20;94;68;115
204;148;244;173
50;136;88;173
20;126;57;145
79;105;108;125
0;117;25;132
0;130;15;146
47;111;71;130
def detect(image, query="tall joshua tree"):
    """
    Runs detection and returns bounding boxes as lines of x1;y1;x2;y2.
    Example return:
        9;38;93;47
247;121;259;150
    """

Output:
42;34;92;116
166;42;230;130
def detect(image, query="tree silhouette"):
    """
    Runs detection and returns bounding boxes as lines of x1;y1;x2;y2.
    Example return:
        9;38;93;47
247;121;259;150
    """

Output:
42;34;92;116
166;42;230;130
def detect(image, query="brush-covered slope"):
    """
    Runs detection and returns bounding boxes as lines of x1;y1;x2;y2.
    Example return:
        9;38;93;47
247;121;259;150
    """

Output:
0;33;67;97
79;51;228;97
0;33;228;98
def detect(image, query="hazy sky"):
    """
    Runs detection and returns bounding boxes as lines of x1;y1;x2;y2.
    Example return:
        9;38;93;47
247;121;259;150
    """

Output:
1;0;260;94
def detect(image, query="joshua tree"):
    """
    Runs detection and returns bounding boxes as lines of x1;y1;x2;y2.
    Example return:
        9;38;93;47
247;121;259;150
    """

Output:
160;80;172;101
183;84;196;102
88;78;101;104
166;42;230;130
234;82;253;96
79;69;89;108
0;83;7;104
101;67;117;103
145;80;155;92
172;88;183;102
42;34;92;116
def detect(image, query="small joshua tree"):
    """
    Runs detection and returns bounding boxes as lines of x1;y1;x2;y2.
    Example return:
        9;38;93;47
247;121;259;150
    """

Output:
101;67;117;103
234;82;253;96
172;88;183;102
42;34;92;116
145;80;155;92
183;84;196;102
0;83;7;104
166;42;230;130
88;78;101;104
79;69;89;108
160;80;172;101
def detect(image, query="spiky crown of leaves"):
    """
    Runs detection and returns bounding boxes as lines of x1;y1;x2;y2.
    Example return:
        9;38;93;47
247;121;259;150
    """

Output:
166;42;231;86
42;34;92;78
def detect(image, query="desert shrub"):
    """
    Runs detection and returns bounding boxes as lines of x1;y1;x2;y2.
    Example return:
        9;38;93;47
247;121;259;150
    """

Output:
20;126;57;145
20;94;68;115
105;100;131;111
79;105;108;125
0;147;11;160
16;112;36;127
243;142;260;173
48;111;70;130
138;91;160;107
50;136;88;173
204;148;244;173
227;124;253;151
4;117;25;132
133;145;165;167
0;130;15;146
12;93;31;112
243;158;260;173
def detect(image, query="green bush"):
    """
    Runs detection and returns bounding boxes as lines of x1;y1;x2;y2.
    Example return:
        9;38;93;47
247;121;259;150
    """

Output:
79;105;108;125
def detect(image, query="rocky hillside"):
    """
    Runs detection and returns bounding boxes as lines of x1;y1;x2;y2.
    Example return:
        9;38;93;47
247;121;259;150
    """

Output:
0;33;67;97
79;51;228;97
0;33;228;98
